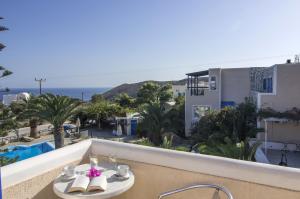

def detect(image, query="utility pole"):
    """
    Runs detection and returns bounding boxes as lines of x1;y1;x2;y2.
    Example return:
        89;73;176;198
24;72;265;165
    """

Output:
35;78;46;95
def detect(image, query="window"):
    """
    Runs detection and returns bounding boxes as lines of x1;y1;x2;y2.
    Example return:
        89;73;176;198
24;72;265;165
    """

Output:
192;105;210;122
210;76;216;90
263;77;272;93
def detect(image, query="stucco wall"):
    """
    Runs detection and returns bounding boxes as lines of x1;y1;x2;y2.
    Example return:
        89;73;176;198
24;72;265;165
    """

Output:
114;158;300;199
3;139;300;199
260;64;300;111
221;68;251;104
2;159;83;199
185;89;220;135
185;69;220;136
3;157;300;199
264;121;300;143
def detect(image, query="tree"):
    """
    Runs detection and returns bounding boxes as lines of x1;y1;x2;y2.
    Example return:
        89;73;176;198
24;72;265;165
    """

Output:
114;93;135;108
138;103;170;145
0;17;12;92
191;98;257;143
24;94;80;148
10;101;24;115
16;96;41;138
0;103;18;137
165;96;185;137
234;98;257;141
91;94;105;103
136;82;173;106
86;100;127;129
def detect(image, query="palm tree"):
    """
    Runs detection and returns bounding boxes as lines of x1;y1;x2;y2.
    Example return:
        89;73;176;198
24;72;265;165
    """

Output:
15;96;40;138
25;94;80;148
139;103;170;145
0;17;13;92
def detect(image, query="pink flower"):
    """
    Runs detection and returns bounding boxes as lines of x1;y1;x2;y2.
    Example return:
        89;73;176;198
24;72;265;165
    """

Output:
87;167;101;178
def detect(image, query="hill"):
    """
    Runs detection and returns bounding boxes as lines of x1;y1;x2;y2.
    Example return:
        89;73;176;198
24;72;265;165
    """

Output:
102;79;186;99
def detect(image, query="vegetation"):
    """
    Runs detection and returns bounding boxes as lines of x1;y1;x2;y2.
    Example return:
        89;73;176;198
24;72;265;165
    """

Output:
192;98;257;143
258;107;300;121
165;96;185;137
0;17;13;90
72;95;133;128
191;98;259;160
23;94;80;148
135;136;189;152
198;138;261;160
138;102;169;145
114;93;136;109
86;100;125;128
136;83;186;145
134;137;154;147
0;79;261;163
91;94;105;103
0;156;18;167
0;103;19;137
136;82;173;105
0;17;14;137
14;96;42;138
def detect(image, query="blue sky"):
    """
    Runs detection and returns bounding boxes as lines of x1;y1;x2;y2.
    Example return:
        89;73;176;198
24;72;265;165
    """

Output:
1;0;300;88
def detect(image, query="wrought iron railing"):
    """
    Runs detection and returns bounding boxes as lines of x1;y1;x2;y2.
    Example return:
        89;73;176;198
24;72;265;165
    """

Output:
158;183;234;199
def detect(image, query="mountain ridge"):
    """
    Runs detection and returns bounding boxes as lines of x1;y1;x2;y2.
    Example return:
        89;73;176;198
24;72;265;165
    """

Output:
102;79;186;99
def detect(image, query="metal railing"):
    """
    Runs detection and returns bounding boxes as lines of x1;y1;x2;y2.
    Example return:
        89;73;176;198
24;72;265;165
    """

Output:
158;183;234;199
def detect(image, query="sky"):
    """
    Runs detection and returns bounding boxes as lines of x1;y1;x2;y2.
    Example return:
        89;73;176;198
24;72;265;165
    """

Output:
1;0;300;88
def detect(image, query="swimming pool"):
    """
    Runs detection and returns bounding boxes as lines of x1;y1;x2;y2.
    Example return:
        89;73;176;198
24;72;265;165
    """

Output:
0;142;55;162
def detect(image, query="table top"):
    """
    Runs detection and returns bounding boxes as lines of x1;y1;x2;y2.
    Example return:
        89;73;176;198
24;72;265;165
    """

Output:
53;164;135;199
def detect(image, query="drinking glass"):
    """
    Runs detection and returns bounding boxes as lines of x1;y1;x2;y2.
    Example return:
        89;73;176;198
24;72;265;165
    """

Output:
108;155;118;171
89;153;98;168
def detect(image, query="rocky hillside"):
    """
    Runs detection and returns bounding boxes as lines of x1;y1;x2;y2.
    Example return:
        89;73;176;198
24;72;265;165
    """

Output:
102;79;186;99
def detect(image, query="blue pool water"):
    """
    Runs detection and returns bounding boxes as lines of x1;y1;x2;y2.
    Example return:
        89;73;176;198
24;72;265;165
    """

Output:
0;142;54;162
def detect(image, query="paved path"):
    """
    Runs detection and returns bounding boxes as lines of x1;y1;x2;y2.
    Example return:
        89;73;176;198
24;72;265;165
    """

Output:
6;124;52;137
1;128;138;150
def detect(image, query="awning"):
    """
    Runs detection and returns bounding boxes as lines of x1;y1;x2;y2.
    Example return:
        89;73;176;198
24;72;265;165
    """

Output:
186;70;209;77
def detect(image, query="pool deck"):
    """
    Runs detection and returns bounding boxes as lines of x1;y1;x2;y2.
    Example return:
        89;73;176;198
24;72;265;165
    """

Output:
1;128;139;150
266;149;300;169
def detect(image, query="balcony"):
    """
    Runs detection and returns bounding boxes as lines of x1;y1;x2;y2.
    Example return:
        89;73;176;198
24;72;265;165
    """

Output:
2;139;300;199
186;71;209;96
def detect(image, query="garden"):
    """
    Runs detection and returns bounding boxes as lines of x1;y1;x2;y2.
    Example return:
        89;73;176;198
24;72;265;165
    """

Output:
2;81;289;166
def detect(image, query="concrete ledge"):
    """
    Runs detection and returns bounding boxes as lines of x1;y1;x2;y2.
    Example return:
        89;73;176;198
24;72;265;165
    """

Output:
2;138;300;192
1;139;91;189
91;139;300;191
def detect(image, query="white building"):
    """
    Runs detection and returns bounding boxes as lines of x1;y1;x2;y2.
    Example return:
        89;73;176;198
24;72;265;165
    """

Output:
172;85;186;98
2;92;30;106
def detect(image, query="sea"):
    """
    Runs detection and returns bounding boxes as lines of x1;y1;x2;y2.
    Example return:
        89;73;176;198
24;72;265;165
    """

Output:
0;88;111;102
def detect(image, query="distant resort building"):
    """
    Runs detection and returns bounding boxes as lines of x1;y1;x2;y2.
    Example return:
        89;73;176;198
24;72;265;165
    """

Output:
185;61;300;167
185;61;300;135
2;92;30;106
171;85;186;98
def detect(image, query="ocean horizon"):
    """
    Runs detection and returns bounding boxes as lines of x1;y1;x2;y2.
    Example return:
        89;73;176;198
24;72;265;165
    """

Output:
0;87;111;101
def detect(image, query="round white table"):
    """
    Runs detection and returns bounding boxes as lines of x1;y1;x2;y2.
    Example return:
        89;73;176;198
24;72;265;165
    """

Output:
53;164;135;199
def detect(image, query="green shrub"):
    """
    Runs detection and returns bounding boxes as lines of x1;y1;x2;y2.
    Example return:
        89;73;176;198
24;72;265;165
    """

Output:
198;137;260;161
174;146;189;152
192;98;257;143
134;137;154;147
160;136;173;149
0;156;18;166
